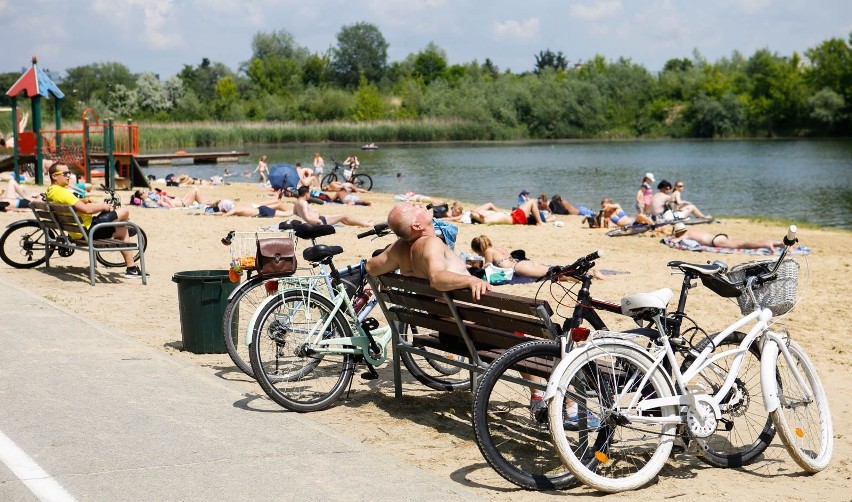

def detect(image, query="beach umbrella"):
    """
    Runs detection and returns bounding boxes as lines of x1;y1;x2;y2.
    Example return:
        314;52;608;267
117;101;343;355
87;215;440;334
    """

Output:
268;163;300;190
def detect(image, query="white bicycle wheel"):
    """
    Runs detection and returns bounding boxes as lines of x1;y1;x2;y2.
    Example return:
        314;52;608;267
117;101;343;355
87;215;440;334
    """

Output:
548;342;677;493
770;339;833;472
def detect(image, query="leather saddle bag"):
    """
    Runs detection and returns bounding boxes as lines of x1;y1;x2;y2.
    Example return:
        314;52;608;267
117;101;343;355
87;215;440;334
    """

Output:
255;236;297;277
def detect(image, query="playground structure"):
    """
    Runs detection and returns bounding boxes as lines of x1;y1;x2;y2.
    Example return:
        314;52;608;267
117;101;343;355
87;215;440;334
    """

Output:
3;57;148;189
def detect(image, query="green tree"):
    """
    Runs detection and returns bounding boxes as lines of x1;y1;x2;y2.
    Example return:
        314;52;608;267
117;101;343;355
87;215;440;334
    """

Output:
178;58;234;104
413;43;448;85
302;53;331;87
353;76;386;121
332;22;389;87
135;72;168;115
808;88;845;133
214;76;240;119
534;49;568;74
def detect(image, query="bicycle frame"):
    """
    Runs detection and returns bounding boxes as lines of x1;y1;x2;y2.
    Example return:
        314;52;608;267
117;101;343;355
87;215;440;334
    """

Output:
248;277;392;366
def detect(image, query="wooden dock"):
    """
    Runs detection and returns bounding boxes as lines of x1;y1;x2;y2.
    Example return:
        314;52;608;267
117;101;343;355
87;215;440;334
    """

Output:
131;151;250;166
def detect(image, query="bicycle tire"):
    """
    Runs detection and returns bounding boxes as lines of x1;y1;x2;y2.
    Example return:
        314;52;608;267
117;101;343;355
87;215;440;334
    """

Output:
351;174;373;191
398;323;470;391
681;216;715;225
249;290;355;412
95;227;148;268
605;224;650;237
549;341;677;493
222;275;277;377
320;173;338;189
471;340;577;490
686;331;775;468
0;221;55;269
770;339;833;473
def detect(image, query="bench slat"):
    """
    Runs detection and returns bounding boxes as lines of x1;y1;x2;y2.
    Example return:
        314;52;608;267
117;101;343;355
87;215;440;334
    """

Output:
391;308;544;351
378;274;553;317
411;333;556;380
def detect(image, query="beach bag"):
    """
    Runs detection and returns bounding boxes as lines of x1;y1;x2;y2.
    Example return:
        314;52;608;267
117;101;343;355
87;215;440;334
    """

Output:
484;263;514;285
255;236;297;277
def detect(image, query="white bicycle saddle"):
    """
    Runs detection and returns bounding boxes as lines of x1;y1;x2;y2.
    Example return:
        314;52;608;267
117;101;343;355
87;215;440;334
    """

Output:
620;288;674;315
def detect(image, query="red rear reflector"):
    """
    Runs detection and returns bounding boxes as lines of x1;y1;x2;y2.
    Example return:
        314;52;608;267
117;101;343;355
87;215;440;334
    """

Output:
265;281;279;295
571;327;590;342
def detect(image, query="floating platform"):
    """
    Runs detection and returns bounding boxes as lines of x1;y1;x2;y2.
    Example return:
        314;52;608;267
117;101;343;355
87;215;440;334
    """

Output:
132;151;250;166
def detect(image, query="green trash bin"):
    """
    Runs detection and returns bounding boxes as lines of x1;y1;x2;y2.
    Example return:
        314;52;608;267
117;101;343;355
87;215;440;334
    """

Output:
172;270;239;354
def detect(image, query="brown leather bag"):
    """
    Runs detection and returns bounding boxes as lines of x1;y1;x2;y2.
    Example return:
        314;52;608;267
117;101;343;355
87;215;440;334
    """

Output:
255;236;297;277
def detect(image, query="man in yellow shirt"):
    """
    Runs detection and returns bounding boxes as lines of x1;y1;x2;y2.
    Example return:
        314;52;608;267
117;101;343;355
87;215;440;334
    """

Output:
45;163;147;279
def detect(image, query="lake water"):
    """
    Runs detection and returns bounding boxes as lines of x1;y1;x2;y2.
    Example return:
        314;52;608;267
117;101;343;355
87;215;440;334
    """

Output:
143;139;852;229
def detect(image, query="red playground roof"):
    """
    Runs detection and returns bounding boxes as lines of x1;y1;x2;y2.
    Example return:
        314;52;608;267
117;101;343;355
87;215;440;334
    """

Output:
6;57;64;99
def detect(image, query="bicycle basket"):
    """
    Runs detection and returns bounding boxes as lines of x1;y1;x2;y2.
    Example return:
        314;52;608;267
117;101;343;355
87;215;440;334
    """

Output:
726;258;799;316
228;230;294;272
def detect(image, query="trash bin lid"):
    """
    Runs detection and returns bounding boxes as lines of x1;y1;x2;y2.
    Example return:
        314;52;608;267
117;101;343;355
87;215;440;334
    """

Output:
172;270;231;283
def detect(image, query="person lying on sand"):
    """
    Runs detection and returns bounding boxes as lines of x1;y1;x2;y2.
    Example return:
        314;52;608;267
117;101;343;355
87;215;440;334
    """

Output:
670;222;782;251
470;234;604;280
470;200;545;225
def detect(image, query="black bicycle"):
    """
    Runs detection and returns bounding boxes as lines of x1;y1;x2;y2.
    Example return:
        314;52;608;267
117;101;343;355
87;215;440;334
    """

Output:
605;214;715;237
0;184;147;269
320;159;373;191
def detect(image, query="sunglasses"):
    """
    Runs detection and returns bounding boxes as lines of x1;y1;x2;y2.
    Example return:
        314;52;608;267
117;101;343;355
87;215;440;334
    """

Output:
54;171;71;177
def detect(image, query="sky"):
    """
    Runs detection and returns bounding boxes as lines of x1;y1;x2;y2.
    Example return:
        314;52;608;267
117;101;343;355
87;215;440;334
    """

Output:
1;0;850;80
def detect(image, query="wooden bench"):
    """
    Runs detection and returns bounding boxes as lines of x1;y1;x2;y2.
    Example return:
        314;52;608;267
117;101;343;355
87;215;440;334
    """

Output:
368;274;562;397
29;201;147;286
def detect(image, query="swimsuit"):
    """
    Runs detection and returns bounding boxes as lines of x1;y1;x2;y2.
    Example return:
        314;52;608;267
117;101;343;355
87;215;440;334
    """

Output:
319;216;327;225
257;205;275;217
16;198;31;209
510;207;528;225
610;210;626;225
711;233;729;247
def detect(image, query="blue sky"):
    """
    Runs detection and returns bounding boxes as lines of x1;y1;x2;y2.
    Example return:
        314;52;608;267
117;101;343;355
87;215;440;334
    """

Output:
1;0;850;79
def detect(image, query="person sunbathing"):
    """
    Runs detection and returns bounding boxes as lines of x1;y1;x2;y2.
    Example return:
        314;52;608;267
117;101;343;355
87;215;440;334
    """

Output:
470;200;545;225
293;186;371;227
471;234;604;280
0;177;41;211
600;198;652;228
548;195;596;218
131;187;213;208
670;222;782;252
208;199;293;218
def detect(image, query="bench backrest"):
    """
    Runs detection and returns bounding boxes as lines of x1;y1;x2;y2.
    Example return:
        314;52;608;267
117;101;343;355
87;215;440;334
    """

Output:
374;274;561;351
30;200;89;243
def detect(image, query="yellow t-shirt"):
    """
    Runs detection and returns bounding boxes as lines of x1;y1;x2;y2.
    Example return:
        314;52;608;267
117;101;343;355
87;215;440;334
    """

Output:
46;184;91;238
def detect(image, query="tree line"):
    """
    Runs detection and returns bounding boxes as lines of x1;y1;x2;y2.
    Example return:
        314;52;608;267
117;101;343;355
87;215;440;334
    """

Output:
2;23;850;142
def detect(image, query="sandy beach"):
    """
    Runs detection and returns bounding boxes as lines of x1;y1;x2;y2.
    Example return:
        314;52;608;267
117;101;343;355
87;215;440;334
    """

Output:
1;181;849;501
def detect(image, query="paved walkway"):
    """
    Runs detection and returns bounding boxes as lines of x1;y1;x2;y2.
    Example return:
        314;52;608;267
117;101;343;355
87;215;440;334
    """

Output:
0;277;481;501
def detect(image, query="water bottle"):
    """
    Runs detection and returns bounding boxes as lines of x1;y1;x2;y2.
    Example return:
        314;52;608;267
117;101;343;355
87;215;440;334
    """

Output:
352;288;373;313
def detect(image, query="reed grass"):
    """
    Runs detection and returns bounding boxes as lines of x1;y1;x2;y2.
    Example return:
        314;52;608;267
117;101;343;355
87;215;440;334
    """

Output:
134;119;525;149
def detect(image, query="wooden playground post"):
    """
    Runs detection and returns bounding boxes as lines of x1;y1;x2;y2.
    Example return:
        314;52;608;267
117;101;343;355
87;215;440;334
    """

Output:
32;93;43;185
106;119;115;188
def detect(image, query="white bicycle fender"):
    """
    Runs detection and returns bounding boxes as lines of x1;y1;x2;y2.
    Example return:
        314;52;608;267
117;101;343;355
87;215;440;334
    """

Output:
761;338;780;413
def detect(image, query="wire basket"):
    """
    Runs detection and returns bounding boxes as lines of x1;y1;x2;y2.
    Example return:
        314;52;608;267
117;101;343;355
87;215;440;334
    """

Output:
227;230;294;272
726;258;799;316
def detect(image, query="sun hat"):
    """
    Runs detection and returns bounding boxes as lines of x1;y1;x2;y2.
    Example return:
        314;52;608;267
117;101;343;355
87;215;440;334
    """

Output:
644;172;655;182
672;222;687;235
519;189;530;196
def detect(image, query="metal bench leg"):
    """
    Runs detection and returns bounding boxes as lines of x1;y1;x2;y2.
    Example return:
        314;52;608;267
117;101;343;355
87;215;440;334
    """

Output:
391;321;402;398
88;246;97;286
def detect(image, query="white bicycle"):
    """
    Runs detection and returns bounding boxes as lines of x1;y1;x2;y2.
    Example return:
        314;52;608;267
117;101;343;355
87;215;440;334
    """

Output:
545;225;832;492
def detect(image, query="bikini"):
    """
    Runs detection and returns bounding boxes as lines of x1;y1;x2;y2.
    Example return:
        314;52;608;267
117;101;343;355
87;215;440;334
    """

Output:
610;210;626;225
711;233;729;246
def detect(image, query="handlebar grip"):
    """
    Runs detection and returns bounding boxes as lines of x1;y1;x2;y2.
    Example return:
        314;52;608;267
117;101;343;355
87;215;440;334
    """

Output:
357;222;389;239
783;225;798;246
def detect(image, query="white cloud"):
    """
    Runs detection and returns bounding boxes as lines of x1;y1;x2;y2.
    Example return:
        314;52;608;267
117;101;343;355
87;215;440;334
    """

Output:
91;0;182;49
492;18;540;40
569;1;623;21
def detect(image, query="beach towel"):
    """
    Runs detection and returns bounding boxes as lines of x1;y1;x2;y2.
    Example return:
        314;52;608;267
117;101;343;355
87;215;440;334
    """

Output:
661;237;811;255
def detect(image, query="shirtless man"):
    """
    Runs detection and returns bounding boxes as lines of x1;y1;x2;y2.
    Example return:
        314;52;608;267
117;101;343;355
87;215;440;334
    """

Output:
293;186;371;226
366;202;491;300
670;222;781;251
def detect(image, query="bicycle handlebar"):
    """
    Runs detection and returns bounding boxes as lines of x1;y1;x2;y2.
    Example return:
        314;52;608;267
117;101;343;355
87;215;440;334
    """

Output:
543;250;604;281
357;222;391;239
